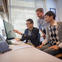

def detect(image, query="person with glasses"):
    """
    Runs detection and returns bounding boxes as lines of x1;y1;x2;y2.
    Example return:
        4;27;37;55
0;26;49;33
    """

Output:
14;19;42;47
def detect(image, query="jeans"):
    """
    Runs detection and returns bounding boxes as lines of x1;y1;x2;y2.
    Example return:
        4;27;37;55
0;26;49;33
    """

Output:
40;44;62;56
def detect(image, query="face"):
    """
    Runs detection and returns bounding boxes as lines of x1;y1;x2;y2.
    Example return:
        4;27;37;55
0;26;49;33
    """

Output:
36;11;44;18
44;15;53;23
26;21;33;29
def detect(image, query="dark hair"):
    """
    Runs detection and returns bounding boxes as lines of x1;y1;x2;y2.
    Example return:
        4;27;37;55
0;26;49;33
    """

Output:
26;19;34;24
45;11;56;20
36;8;44;12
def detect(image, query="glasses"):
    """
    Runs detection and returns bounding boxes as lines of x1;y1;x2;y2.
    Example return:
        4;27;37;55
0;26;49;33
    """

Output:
26;23;31;25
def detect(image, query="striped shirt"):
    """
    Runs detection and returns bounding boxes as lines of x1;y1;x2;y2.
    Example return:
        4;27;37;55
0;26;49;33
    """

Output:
46;22;62;46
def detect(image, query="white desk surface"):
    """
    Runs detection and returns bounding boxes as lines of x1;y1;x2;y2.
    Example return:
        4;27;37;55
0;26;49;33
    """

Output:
0;42;62;62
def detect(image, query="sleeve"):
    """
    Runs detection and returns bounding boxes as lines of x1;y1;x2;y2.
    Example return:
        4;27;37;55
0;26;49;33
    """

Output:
38;24;42;31
37;20;42;31
42;27;49;45
20;29;28;41
58;43;62;48
24;28;39;40
21;28;39;43
57;22;62;46
30;28;39;39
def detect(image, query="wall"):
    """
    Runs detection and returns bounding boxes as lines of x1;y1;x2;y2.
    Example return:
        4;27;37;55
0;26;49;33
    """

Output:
56;0;62;21
8;0;62;37
46;0;62;21
8;0;46;37
46;0;56;11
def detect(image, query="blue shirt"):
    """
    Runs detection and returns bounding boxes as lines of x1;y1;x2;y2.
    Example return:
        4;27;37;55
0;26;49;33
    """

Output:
37;18;48;31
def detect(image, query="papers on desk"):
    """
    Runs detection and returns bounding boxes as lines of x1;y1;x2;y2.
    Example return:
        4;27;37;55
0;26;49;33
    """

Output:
10;39;21;45
11;45;32;50
10;39;32;50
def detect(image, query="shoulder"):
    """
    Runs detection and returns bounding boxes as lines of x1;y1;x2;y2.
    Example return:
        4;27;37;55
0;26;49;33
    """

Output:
33;27;39;31
57;22;62;30
57;22;62;26
33;27;39;29
25;29;29;32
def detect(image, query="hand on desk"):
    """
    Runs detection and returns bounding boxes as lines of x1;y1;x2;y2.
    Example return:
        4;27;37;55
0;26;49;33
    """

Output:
37;43;44;48
15;38;20;41
49;45;59;50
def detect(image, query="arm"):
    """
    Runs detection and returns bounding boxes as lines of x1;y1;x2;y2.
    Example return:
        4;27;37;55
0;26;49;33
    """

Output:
14;29;31;41
37;39;47;48
21;28;40;42
13;29;23;35
49;45;59;50
49;42;62;50
38;22;46;39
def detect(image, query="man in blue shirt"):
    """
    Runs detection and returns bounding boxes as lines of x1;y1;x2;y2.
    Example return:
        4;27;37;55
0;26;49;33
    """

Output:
36;8;48;39
14;19;41;47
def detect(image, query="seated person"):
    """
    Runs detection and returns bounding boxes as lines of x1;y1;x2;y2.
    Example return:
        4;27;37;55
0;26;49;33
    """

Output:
14;19;42;47
37;11;62;56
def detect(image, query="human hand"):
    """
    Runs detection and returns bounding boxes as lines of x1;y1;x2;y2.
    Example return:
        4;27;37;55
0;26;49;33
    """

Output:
49;45;59;50
15;38;20;41
37;43;44;48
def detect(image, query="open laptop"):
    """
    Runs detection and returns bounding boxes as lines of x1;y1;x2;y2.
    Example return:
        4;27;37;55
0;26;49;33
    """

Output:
0;15;11;53
0;35;11;53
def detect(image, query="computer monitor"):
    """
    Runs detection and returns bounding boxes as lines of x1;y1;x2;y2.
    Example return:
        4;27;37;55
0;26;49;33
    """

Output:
0;15;11;53
3;20;16;40
0;15;7;40
0;15;16;40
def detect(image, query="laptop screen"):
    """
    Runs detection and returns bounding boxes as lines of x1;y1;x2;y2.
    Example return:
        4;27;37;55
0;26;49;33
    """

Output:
0;15;11;53
0;15;7;40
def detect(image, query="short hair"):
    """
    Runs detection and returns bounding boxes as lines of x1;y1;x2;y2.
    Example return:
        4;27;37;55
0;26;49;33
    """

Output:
45;11;56;20
26;19;34;24
36;8;44;12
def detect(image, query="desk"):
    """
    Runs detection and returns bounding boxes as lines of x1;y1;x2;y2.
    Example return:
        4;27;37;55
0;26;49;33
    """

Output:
0;42;62;62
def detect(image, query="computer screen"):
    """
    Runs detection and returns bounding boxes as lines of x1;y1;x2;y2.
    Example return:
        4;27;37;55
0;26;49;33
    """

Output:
0;15;16;40
0;15;7;40
3;20;16;40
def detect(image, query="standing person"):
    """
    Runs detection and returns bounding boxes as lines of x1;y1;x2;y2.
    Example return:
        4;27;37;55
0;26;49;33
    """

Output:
36;8;48;39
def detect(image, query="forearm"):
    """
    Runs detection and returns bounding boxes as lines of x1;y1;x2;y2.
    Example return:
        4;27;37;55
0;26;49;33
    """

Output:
21;34;31;41
13;29;23;35
17;32;23;35
37;39;47;48
42;39;47;45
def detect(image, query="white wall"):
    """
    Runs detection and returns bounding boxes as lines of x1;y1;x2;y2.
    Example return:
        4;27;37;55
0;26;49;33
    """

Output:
56;0;62;21
46;0;62;21
8;0;62;37
8;0;46;37
46;0;56;11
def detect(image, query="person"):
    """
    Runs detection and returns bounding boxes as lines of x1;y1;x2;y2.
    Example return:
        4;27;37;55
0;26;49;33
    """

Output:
39;11;62;56
36;8;48;39
14;19;41;47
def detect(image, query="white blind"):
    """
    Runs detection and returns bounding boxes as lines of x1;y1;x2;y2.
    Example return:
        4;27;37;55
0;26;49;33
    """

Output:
9;0;44;37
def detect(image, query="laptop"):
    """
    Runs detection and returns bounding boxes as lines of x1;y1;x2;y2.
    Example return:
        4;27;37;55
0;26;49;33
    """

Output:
0;35;11;53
